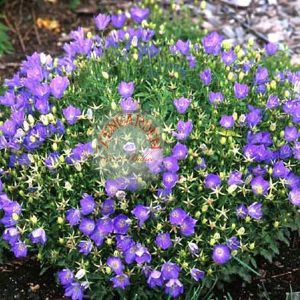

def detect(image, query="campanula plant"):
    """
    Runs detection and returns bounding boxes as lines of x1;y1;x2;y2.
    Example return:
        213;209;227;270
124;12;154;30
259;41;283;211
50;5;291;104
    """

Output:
0;2;300;300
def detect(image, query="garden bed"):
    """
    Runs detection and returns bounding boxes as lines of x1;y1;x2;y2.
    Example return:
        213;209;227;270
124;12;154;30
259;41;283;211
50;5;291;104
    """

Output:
1;1;300;299
0;232;299;299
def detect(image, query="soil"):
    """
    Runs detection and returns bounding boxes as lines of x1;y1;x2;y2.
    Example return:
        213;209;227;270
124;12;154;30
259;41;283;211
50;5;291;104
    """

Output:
0;253;64;300
214;232;300;299
0;0;131;83
0;233;299;299
0;0;300;299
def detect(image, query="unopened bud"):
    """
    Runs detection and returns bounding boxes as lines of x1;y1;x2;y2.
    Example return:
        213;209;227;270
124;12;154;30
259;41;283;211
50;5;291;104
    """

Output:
57;217;64;224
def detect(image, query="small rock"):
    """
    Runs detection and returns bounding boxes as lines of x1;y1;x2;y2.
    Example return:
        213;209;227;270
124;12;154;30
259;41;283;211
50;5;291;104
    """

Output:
292;54;300;65
76;5;98;15
223;25;236;38
202;21;215;31
268;32;283;42
267;9;277;17
253;19;273;33
30;284;40;292
235;26;245;41
291;17;300;26
221;0;252;7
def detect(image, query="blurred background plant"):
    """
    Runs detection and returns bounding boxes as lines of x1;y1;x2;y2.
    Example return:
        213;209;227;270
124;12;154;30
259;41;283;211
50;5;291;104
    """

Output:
0;0;13;57
69;0;81;11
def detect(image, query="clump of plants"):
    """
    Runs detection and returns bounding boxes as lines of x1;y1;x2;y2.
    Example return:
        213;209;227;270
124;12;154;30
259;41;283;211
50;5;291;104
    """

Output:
0;3;300;300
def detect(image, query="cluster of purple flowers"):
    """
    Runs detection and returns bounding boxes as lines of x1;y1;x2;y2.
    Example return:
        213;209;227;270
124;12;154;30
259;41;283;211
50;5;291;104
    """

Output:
118;81;139;113
1;185;46;257
58;269;85;300
212;236;241;265
236;202;263;220
66;191;133;249
204;171;245;191
144;262;185;297
169;208;197;237
58;76;198;297
170;40;197;68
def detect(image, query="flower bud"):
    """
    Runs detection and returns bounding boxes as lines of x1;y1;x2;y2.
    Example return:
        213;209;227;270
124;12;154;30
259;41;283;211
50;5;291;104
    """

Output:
23;120;30;132
249;242;255;250
228;72;235;81
102;71;109;79
40;115;49;126
237;227;245;236
279;130;284;138
106;238;113;245
28;114;35;125
232;112;238;121
30;136;36;143
52;143;58;151
87;31;93;39
268;167;273;175
248;38;254;46
239;72;245;81
227;185;237;194
64;181;72;191
120;201;128;211
239;114;246;123
209;238;216;246
12;213;19;221
270;80;277;89
235;45;241;52
111;101;117;110
57;216;64;224
202;205;208;212
213;232;220;240
75;269;86;280
156;223;163;231
222;40;232;51
237;49;244;59
182;262;188;269
30;215;38;224
133;53;139;61
207;268;213;275
200;0;206;10
269;122;276;131
220;137;227;145
284;90;290;98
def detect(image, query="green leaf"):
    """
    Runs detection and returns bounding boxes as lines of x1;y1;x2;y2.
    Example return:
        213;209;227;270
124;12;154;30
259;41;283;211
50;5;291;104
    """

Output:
69;0;80;11
0;22;13;56
233;256;261;276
